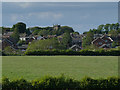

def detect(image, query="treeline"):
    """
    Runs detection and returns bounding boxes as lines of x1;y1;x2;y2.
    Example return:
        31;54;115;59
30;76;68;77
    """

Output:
82;23;120;48
2;22;74;44
83;23;120;34
29;25;74;36
1;23;74;36
25;49;120;56
26;33;72;51
2;76;120;90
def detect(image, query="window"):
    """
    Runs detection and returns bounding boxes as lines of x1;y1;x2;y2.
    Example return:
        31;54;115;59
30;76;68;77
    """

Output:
105;40;108;42
98;42;102;45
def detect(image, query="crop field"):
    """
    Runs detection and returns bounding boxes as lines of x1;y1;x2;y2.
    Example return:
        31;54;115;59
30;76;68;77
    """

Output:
2;56;118;81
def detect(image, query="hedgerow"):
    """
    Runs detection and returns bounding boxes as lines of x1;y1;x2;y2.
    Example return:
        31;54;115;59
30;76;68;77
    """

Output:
25;49;120;56
2;76;120;90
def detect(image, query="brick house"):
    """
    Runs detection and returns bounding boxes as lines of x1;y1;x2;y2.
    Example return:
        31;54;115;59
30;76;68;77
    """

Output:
91;35;113;48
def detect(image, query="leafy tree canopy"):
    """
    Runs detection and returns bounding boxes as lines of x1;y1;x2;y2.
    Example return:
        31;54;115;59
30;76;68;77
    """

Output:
26;38;65;51
12;22;26;33
84;23;120;35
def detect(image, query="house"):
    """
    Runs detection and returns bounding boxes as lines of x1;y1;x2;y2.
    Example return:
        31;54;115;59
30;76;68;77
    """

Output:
20;36;35;44
36;36;44;40
93;34;103;39
91;35;113;48
2;32;13;38
70;33;82;46
2;38;17;50
69;44;81;51
20;34;36;43
20;34;36;41
2;32;18;50
17;45;28;51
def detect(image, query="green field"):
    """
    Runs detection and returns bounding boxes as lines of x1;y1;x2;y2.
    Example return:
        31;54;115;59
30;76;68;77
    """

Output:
2;56;118;81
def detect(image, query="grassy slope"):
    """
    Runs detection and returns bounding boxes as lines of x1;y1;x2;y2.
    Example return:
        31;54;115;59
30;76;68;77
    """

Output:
2;56;118;80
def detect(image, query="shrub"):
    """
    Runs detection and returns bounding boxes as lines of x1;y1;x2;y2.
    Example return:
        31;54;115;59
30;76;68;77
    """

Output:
2;76;120;90
25;49;120;56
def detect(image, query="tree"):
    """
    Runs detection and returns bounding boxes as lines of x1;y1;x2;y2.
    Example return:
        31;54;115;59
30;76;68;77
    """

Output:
38;29;49;36
26;28;31;36
82;31;94;48
115;23;119;30
4;46;14;54
12;22;26;33
84;44;98;50
60;33;72;49
17;40;26;46
26;38;64;51
110;24;115;30
60;26;74;34
11;28;20;43
97;24;104;33
109;30;118;38
73;32;79;35
104;24;110;34
112;41;117;48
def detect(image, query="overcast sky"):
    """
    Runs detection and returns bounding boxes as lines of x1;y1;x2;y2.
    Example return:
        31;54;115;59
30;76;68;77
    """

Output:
1;0;120;2
2;2;118;33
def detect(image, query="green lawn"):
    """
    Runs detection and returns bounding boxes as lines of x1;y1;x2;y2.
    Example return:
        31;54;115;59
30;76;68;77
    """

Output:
2;56;118;81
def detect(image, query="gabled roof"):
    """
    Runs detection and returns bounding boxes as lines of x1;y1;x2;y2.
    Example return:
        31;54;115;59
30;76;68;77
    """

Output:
69;44;81;49
91;37;103;44
100;35;113;41
107;37;113;42
99;44;110;48
91;35;113;44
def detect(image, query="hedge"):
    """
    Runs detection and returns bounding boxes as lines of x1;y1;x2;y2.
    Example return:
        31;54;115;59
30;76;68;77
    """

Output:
2;76;120;90
25;49;120;56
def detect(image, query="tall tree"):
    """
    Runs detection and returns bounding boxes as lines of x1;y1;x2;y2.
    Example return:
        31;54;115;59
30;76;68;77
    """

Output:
11;27;20;43
12;22;26;33
115;23;119;30
97;24;104;32
104;24;110;34
60;33;72;48
110;24;115;30
82;31;94;48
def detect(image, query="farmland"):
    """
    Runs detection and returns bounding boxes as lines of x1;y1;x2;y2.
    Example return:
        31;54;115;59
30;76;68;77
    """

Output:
2;56;118;81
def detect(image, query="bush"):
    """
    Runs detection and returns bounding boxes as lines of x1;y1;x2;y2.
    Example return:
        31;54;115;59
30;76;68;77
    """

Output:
2;78;32;90
25;49;120;56
2;76;120;90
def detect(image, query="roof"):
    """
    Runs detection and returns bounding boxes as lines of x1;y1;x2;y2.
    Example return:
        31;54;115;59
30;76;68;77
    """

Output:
17;45;28;49
107;37;113;42
91;35;113;44
99;44;110;48
91;37;102;44
69;44;81;49
3;32;13;36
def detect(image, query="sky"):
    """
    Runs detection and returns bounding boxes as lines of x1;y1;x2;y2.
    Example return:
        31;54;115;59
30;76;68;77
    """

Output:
1;0;120;2
2;2;118;33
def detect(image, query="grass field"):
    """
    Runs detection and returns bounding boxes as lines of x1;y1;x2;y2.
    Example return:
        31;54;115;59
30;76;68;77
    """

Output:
2;56;118;81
